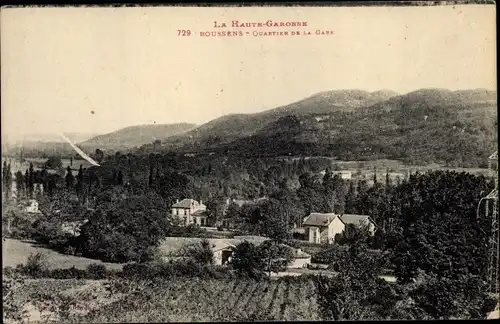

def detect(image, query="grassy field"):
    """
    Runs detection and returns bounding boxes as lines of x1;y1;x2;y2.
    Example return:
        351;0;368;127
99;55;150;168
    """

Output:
2;239;123;271
5;277;321;323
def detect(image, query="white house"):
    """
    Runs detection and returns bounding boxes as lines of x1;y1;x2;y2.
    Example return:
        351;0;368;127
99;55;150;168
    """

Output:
320;170;352;180
301;213;377;244
24;199;41;214
60;219;89;236
334;171;352;180
171;199;208;226
302;213;346;244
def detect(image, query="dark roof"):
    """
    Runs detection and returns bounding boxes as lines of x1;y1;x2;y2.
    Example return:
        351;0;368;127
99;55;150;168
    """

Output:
302;213;339;227
172;199;203;208
339;214;376;227
211;241;236;252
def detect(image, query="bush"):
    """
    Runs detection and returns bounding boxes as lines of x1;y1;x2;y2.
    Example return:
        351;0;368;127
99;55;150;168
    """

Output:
30;218;73;253
121;263;154;280
311;244;344;265
24;252;49;278
47;267;87;280
171;224;213;238
86;264;108;279
182;239;214;266
217;225;224;231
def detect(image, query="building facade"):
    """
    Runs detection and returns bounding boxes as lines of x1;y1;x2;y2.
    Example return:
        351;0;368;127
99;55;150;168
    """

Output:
171;199;208;226
301;213;376;244
302;213;346;244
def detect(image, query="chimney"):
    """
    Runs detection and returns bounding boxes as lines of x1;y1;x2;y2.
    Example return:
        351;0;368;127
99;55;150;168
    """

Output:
200;199;203;205
176;199;179;203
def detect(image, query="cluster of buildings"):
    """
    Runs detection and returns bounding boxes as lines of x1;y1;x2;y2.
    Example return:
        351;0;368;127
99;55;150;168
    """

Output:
296;212;376;244
170;197;377;246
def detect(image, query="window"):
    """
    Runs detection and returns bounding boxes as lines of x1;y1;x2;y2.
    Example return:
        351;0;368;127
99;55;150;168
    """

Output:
201;218;205;226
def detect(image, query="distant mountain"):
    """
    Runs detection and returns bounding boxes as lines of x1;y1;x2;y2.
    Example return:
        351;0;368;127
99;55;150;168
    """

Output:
163;88;497;167
267;89;399;116
162;90;398;151
2;132;100;158
80;123;197;151
3;141;77;158
5;132;99;145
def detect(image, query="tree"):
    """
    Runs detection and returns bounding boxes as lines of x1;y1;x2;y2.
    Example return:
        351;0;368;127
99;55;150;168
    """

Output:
75;165;84;198
409;272;496;319
155;170;193;206
259;199;292;242
205;194;226;227
183;239;214;266
148;165;154;188
28;164;35;197
297;172;323;215
385;170;392;189
258;240;294;278
2;160;7;184
65;166;74;189
78;191;174;263
117;170;124;186
14;171;25;197
44;156;63;169
94;149;104;163
345;180;357;213
390;171;491;283
315;234;387;321
4;163;12;199
24;169;29;197
231;241;265;278
335;223;373;249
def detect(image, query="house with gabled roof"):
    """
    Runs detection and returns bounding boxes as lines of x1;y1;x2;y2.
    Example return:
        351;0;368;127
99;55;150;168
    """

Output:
301;213;377;244
171;199;207;226
301;213;345;244
339;214;377;235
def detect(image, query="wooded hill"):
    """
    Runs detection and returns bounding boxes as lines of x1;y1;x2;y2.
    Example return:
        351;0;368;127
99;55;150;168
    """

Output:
158;88;497;167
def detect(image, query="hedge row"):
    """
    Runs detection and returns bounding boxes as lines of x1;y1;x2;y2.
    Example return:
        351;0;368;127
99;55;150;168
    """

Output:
3;260;238;281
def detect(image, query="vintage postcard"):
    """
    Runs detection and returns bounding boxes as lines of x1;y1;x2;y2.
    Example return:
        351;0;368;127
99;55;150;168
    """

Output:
1;2;498;322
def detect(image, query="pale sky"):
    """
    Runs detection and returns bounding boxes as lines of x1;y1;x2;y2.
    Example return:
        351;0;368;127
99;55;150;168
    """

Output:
1;5;496;142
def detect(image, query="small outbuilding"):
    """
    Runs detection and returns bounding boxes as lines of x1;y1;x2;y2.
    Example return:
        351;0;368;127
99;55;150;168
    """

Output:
211;241;236;266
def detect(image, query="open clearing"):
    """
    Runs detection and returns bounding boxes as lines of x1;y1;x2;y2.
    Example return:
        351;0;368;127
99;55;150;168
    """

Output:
2;239;123;271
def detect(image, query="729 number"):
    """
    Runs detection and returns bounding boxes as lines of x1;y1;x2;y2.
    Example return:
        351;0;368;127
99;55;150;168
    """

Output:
177;30;191;36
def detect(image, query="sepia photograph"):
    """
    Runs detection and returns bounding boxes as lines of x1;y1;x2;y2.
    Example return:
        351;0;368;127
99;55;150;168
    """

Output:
1;2;498;322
